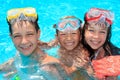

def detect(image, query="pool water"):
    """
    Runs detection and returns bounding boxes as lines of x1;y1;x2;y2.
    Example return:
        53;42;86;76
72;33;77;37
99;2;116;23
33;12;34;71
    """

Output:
0;0;120;79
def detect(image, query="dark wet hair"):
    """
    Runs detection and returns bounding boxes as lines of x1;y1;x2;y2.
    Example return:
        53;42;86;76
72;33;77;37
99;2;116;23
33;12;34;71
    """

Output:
7;16;40;35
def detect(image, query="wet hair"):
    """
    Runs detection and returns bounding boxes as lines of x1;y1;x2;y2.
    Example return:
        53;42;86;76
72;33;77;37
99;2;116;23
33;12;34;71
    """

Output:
82;13;120;59
7;16;40;35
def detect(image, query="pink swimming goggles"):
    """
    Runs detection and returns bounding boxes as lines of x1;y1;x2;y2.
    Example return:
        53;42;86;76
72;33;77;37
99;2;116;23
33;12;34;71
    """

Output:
55;18;82;31
85;8;114;27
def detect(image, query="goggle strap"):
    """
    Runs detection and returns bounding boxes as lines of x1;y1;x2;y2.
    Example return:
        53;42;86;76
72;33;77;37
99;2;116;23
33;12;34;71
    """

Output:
86;13;112;25
86;14;102;21
106;18;112;25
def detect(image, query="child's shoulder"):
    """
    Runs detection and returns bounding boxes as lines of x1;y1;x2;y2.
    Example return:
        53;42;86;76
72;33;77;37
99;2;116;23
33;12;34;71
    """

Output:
42;54;60;65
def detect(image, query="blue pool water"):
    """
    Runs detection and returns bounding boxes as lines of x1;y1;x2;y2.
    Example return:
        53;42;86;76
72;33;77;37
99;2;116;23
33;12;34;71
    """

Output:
0;0;120;79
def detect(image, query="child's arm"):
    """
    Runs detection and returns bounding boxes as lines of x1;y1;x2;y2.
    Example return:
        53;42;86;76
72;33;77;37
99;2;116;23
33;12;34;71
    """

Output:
0;58;17;78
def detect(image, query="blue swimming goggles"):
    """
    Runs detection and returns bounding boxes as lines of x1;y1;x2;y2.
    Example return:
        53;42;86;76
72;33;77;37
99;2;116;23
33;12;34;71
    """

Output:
55;18;82;31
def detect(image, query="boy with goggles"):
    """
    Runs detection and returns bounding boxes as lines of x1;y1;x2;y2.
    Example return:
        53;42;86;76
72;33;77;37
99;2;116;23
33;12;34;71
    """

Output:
0;7;69;80
82;8;120;80
44;16;93;80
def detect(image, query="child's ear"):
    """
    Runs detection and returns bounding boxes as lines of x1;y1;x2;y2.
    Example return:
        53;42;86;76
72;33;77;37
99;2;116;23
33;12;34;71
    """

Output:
55;34;58;39
81;23;84;29
37;30;40;39
80;35;82;41
9;34;12;38
53;34;59;46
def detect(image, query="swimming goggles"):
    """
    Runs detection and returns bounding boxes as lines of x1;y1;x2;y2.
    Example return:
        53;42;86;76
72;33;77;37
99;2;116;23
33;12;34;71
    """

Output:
85;8;114;26
7;7;37;24
55;18;82;31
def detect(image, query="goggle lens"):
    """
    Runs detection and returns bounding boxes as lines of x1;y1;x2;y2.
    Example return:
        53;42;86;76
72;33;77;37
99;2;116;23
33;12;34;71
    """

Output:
56;18;81;31
86;8;114;26
7;7;37;24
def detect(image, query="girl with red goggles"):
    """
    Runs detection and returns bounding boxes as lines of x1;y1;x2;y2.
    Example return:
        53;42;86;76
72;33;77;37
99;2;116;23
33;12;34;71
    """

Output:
82;8;120;80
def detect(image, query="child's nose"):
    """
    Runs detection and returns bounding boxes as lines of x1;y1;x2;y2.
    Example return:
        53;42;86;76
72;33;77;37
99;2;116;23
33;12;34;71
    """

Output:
21;36;28;44
66;34;72;40
93;32;99;38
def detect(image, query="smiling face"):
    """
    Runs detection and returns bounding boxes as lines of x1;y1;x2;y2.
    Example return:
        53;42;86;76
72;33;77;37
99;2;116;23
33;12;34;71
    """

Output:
84;22;108;50
57;29;80;51
10;21;40;56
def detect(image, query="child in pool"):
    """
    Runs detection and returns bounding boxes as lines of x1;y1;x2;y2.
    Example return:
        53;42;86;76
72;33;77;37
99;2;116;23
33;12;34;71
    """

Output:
82;8;120;80
0;7;69;80
44;16;94;80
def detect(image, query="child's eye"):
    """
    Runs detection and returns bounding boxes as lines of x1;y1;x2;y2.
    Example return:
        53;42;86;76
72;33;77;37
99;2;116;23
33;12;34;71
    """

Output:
27;33;34;36
60;33;66;35
88;29;94;32
72;32;77;34
100;31;106;34
71;33;77;35
13;35;21;39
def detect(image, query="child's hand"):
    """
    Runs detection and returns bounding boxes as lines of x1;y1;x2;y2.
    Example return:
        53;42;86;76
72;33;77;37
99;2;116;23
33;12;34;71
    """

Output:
0;58;14;71
0;58;17;78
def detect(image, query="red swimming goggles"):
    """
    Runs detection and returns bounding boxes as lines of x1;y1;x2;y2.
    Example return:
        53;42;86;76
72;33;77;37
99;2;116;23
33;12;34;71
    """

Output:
85;8;114;26
55;18;82;31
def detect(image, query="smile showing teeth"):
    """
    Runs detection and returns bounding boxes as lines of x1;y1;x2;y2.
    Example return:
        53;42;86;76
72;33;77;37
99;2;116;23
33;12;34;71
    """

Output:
92;42;99;44
20;45;32;50
65;42;74;46
91;40;100;45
